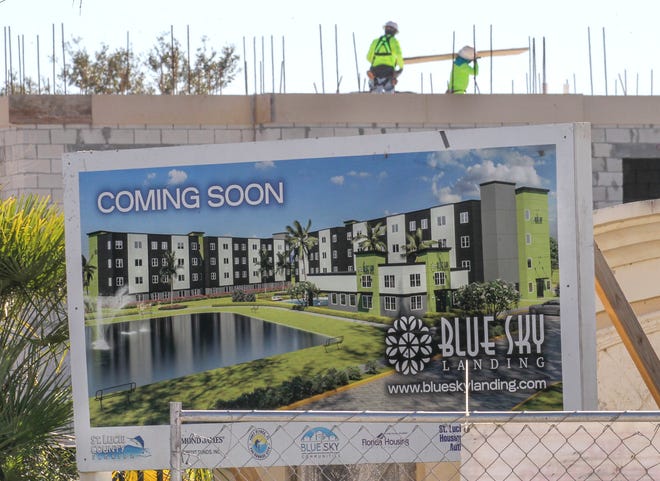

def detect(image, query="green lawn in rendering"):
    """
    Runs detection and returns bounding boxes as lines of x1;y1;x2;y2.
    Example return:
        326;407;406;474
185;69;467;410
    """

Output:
88;305;386;426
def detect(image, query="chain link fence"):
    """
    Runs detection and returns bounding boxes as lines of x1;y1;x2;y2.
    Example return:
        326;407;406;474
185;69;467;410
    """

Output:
169;406;660;481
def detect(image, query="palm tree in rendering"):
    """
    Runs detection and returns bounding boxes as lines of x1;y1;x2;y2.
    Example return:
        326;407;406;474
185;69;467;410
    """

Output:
159;250;180;304
258;246;273;292
81;254;96;295
285;219;318;282
353;221;387;253
404;227;437;262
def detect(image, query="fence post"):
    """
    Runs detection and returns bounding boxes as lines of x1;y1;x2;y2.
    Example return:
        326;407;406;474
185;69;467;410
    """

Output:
170;401;182;481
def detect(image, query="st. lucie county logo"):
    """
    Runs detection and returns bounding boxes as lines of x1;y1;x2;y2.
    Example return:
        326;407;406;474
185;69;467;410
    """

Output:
247;428;272;460
385;316;433;375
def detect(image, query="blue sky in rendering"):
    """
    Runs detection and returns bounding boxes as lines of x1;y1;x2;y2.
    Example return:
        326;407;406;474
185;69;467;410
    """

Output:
79;144;556;253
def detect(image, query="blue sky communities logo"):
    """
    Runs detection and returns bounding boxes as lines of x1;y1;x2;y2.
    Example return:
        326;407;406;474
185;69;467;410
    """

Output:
300;427;340;459
248;428;272;460
385;316;433;375
90;434;150;460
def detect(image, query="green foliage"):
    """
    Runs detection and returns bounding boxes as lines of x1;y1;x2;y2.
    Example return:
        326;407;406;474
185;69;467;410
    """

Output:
286;280;319;308
354;221;387;253
404;227;436;261
550;236;559;270
64;39;148;94
214;367;362;409
0;196;74;480
62;33;240;95
285;219;318;281
454;279;520;319
231;289;256;302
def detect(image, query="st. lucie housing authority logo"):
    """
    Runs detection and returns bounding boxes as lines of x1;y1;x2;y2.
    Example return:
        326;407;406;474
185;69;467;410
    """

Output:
247;428;272;460
385;316;433;375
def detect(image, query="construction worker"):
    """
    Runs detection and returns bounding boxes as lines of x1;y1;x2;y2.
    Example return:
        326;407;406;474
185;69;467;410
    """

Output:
447;45;479;94
366;21;404;92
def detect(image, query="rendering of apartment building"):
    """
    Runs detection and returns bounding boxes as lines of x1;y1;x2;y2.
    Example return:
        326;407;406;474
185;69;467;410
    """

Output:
87;181;552;315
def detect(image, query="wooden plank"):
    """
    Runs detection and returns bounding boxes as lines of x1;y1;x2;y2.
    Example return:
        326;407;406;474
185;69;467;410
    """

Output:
593;241;660;407
404;47;529;65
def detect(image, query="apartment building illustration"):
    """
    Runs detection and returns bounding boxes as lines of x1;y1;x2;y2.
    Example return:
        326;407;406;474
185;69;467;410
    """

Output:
86;181;552;316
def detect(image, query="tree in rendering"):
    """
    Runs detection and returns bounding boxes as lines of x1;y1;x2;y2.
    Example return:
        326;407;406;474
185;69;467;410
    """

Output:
258;246;273;292
404;227;436;262
81;254;96;295
285;219;318;282
159;250;180;304
0;195;75;481
353;222;386;253
454;279;520;319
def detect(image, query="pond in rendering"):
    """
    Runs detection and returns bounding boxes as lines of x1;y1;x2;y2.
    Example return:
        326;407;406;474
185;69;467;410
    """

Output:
85;312;327;396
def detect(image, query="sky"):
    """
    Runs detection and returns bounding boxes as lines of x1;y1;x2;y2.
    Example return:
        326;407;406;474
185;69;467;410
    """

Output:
1;0;659;95
77;145;557;255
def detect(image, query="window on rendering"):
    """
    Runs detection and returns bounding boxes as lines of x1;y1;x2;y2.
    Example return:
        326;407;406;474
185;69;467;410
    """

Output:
527;258;532;268
526;233;532;245
437;215;446;226
461;260;471;271
362;275;372;288
434;271;446;286
460;236;470;248
384;296;397;311
411;295;423;310
459;212;469;224
115;258;123;268
421;218;428;230
384;274;395;288
408;220;416;232
115;240;123;249
362;295;372;309
410;273;421;287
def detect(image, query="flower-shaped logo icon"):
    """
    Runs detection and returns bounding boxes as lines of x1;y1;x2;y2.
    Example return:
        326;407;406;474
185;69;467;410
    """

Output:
385;315;433;375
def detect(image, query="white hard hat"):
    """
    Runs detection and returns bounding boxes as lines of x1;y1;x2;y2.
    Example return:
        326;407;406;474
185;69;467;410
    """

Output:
457;45;476;60
384;21;399;33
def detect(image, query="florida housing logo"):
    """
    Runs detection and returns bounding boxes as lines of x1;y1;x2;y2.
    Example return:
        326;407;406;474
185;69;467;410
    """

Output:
385;316;433;375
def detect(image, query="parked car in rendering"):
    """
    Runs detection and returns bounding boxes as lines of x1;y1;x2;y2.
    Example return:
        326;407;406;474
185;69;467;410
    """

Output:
528;299;560;316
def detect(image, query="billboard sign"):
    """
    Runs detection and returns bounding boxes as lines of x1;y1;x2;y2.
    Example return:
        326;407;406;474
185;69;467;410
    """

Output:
63;124;595;470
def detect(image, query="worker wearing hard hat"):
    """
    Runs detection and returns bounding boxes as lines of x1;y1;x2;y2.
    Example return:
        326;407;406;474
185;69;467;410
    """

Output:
447;45;479;94
366;21;404;92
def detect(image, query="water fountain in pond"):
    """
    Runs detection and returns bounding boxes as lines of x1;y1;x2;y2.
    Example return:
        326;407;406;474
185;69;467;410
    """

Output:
90;286;130;350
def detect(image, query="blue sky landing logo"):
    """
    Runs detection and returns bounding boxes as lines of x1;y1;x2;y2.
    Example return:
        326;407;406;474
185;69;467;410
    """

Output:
247;428;272;460
385;316;433;375
300;427;340;459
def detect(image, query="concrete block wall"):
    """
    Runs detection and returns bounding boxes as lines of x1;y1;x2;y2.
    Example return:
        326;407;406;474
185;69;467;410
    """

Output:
3;94;660;210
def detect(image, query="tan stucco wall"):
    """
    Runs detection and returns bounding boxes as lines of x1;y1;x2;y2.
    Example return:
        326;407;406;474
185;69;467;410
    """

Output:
0;96;8;127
